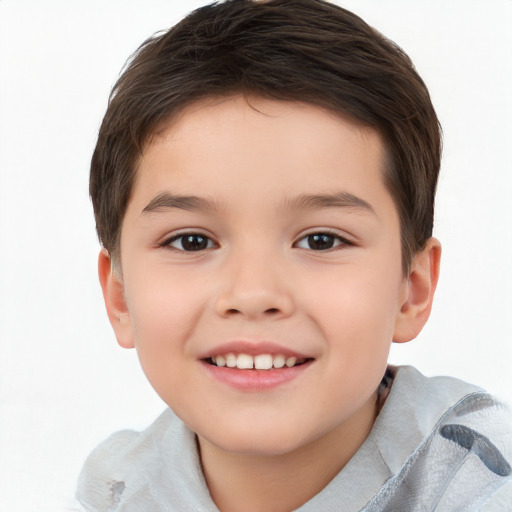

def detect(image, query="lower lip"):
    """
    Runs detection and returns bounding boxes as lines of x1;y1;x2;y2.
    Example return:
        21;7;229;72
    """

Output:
200;360;313;392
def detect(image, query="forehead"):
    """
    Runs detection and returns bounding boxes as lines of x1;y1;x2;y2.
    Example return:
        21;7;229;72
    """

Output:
134;95;387;199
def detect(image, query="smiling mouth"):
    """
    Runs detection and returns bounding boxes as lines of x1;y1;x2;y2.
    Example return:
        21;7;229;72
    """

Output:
206;353;312;370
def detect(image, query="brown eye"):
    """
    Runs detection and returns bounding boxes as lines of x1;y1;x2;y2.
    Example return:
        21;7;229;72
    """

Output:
167;233;214;251
295;232;349;251
307;234;336;250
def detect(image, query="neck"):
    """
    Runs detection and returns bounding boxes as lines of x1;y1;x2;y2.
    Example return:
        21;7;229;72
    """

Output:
198;391;378;512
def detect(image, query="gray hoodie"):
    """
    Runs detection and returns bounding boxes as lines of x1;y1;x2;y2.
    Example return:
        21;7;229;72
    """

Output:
76;366;512;511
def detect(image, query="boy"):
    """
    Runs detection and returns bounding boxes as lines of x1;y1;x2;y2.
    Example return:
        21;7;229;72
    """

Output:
77;0;512;510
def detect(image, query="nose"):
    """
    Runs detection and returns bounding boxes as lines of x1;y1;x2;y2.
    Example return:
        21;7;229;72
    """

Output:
214;248;295;320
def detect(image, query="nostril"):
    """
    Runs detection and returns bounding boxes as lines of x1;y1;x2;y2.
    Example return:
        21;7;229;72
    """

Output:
265;308;280;314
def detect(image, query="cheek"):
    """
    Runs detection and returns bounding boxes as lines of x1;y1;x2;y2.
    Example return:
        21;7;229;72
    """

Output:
313;263;402;331
308;273;400;415
307;261;402;371
126;267;200;336
126;289;199;409
122;270;205;387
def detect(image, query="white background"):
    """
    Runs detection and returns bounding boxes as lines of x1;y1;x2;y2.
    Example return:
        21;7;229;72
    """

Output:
0;1;511;511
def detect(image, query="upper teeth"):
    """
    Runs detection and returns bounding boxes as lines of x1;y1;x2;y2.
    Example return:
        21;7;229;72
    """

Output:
211;353;302;370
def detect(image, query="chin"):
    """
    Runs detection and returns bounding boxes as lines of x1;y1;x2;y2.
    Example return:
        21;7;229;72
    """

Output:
197;420;320;458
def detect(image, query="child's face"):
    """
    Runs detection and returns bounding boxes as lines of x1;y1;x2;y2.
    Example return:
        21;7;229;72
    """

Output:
107;95;414;456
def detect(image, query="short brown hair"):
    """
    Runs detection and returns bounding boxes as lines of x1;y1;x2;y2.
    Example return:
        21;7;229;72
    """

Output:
90;0;441;272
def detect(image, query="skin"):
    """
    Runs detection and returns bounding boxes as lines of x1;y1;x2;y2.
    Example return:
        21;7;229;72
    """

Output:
100;95;441;511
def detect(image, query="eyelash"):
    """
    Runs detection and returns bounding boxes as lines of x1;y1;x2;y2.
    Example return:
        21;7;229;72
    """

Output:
161;232;217;252
294;231;353;251
161;230;352;252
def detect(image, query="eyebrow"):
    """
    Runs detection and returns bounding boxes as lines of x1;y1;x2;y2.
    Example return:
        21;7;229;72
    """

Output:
141;191;375;216
141;193;220;214
283;192;375;214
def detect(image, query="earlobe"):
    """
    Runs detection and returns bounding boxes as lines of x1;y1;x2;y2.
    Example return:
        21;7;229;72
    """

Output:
393;238;441;344
98;249;135;349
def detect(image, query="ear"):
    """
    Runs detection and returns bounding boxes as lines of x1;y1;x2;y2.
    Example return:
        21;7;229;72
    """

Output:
98;249;135;349
393;238;441;344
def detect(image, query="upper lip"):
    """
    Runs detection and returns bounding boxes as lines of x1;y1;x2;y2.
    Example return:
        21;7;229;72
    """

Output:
198;340;313;360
